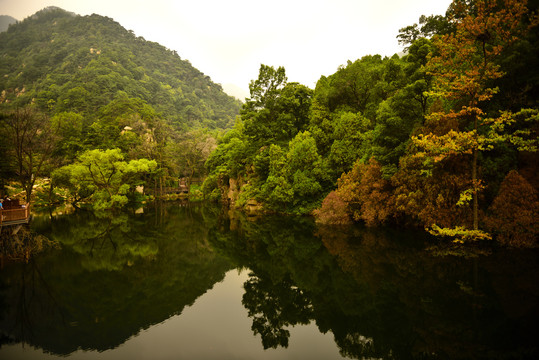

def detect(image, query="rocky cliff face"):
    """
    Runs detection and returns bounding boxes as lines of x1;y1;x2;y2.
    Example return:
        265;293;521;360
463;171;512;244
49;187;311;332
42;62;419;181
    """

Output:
223;177;263;215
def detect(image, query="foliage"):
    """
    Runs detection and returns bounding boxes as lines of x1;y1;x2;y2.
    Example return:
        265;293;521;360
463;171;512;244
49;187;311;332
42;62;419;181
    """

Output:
0;7;241;130
427;224;492;244
0;8;239;205
0;106;58;202
169;128;217;183
412;0;538;232
335;158;395;227
4;4;535;246
52;148;157;209
392;152;472;229
201;0;538;247
313;190;351;225
485;170;539;247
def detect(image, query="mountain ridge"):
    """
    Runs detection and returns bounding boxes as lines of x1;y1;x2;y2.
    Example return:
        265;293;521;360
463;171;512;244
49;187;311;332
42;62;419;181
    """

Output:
0;7;241;130
0;15;18;32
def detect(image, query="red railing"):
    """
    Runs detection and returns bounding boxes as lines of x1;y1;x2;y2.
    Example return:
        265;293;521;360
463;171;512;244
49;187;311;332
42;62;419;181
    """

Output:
0;206;30;226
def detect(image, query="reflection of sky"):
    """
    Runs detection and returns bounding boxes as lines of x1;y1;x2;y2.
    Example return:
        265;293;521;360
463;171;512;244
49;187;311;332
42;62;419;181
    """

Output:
1;269;344;359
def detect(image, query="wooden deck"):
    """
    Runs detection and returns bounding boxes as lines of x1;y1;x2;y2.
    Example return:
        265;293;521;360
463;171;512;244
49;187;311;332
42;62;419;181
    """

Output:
0;205;30;227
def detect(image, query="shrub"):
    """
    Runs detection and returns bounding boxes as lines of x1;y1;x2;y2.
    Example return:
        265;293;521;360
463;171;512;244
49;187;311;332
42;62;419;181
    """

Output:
485;170;539;247
314;191;352;225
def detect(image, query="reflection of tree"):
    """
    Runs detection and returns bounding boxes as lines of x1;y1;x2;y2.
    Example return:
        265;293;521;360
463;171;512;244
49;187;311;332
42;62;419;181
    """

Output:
318;224;539;359
0;259;65;349
242;274;313;349
211;211;539;360
0;202;233;355
46;210;158;271
0;225;58;263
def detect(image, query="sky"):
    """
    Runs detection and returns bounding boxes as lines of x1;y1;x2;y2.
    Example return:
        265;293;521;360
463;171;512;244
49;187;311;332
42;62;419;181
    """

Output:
0;0;451;99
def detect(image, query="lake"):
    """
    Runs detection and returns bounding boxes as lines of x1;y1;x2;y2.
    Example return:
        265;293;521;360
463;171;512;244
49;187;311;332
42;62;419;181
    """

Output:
0;201;538;359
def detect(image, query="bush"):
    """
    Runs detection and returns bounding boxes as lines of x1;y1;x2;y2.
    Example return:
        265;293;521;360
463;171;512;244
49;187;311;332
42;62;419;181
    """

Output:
314;191;352;225
485;170;539;247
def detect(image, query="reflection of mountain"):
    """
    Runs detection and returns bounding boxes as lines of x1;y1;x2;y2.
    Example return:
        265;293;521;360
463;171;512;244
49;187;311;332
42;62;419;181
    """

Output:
2;205;538;359
0;203;232;355
210;212;539;359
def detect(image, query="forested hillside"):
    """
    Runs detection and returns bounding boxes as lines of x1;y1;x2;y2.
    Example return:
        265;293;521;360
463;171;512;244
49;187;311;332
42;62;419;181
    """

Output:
0;7;241;129
0;7;241;208
203;0;539;246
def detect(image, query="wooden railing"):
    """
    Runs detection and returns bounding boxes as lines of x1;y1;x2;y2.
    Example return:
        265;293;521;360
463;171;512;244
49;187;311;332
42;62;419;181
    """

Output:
0;206;30;226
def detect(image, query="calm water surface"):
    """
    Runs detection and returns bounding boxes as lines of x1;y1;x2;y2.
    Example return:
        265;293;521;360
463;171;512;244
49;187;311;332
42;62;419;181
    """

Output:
0;202;538;359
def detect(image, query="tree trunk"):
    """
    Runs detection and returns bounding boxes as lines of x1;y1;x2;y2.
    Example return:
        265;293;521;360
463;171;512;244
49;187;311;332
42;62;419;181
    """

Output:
472;148;478;230
472;112;479;230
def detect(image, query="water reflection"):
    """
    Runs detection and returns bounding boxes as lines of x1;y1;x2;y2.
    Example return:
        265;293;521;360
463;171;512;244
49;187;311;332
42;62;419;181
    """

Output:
0;203;538;359
0;225;58;264
0;202;232;355
210;210;539;359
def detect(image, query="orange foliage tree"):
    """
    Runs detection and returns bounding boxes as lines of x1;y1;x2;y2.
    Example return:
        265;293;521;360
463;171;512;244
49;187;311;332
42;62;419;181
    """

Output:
412;0;538;237
313;190;352;225
332;158;395;227
392;152;471;229
485;170;539;247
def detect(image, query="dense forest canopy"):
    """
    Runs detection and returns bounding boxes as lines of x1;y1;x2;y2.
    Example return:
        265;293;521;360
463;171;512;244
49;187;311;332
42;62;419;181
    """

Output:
0;6;241;207
202;0;539;246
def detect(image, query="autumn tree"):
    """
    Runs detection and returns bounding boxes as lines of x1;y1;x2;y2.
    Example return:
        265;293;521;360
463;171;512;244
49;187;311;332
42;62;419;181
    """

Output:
335;158;395;227
392;151;472;230
413;0;538;236
313;191;352;225
485;170;539;247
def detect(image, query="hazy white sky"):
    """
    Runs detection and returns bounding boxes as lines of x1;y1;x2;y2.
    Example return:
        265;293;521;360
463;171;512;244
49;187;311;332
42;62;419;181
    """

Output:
0;0;451;99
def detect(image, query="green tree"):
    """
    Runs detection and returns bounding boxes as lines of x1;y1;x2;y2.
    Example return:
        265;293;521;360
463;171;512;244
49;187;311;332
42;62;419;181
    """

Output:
397;14;453;50
260;132;327;214
51;111;84;162
328;111;373;176
243;66;312;149
260;144;294;210
0;107;58;202
172;129;217;187
244;64;287;112
52;148;157;209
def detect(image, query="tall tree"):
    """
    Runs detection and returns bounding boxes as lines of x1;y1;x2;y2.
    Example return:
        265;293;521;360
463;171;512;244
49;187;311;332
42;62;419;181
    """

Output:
413;0;538;233
243;64;287;112
1;107;57;202
172;129;217;187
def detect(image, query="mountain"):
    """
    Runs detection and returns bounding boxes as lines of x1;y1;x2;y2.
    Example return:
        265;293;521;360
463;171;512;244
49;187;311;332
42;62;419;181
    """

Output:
0;15;17;32
0;7;241;130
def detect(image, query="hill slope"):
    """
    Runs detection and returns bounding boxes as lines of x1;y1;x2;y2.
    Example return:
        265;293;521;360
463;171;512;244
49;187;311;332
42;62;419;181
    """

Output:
0;7;241;130
0;15;18;32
